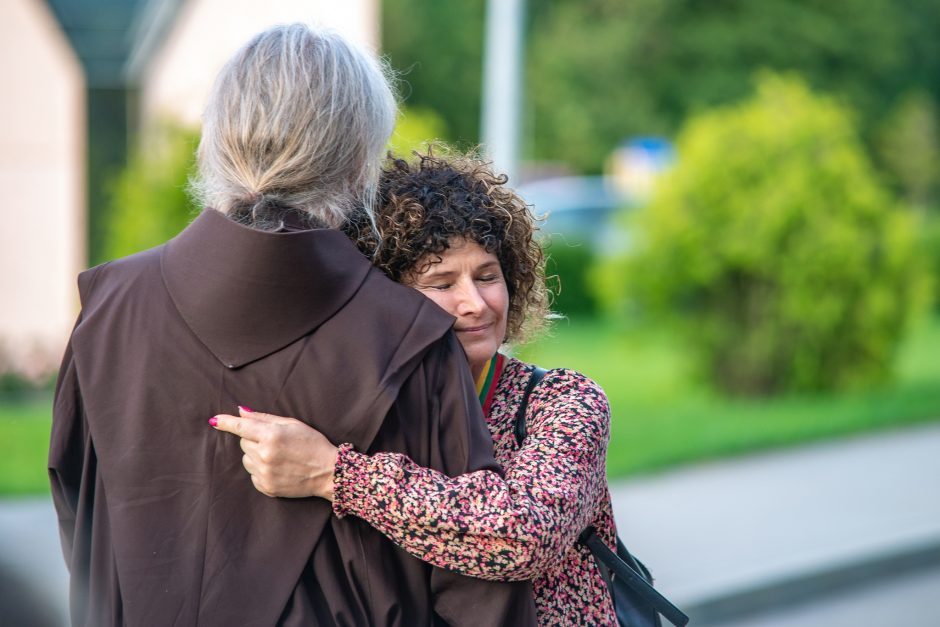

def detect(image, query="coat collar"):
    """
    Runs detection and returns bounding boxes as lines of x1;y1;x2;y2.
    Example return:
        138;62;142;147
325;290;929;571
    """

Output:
161;209;372;368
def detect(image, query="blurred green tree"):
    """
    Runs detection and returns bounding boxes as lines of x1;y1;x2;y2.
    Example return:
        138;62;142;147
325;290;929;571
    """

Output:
104;126;199;261
543;240;599;317
875;92;940;311
597;74;929;396
382;1;940;174
387;106;450;156
382;0;485;145
877;92;940;210
920;214;940;311
527;0;940;173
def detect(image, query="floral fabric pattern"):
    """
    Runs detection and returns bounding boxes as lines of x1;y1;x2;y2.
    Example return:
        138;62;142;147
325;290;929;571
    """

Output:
333;357;619;625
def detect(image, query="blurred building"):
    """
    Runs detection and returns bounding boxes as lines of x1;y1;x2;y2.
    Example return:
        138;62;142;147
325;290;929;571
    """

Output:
0;0;84;378
128;0;378;130
0;0;378;377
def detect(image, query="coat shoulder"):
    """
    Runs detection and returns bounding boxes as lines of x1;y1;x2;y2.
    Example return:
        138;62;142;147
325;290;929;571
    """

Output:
76;246;165;307
352;266;456;341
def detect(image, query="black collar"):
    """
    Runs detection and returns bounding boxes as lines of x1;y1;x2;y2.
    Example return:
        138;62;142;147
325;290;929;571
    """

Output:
161;209;371;368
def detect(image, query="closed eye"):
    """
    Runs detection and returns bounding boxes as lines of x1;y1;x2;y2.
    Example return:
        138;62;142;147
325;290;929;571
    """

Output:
419;282;452;291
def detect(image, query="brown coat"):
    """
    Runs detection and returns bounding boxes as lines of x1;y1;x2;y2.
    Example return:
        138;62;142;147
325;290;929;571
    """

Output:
49;209;536;626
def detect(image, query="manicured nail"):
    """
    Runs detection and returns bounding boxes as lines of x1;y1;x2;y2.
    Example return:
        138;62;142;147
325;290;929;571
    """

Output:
238;405;254;413
208;417;218;427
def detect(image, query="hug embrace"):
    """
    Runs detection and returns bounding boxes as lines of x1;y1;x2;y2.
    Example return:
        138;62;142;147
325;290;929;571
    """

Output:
50;22;680;627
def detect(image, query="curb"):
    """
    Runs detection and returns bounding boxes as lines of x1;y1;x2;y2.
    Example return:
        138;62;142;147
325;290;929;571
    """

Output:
681;535;940;625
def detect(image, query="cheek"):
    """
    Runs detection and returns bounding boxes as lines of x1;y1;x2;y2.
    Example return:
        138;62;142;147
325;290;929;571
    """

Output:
488;286;510;325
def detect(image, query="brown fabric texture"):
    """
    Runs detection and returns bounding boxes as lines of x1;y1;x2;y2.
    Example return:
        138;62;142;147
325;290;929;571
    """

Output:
49;209;536;626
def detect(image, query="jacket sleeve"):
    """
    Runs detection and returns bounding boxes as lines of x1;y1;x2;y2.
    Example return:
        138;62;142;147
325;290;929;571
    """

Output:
333;364;611;582
48;319;87;570
380;333;537;625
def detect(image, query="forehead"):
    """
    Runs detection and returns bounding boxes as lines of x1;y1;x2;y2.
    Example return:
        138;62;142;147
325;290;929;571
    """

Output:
421;238;499;271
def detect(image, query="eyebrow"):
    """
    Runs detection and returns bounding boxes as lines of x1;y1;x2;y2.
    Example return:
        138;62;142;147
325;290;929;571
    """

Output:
421;260;501;280
419;269;455;281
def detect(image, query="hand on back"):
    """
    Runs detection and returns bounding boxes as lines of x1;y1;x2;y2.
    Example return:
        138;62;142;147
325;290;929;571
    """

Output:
211;407;338;500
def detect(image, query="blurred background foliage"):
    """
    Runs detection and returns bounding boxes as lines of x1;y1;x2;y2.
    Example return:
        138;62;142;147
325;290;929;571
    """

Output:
596;74;928;396
10;0;939;494
379;0;940;386
116;0;940;405
375;0;940;475
104;125;200;259
383;0;485;147
877;91;940;210
543;241;600;318
386;106;450;157
383;0;940;178
97;3;940;394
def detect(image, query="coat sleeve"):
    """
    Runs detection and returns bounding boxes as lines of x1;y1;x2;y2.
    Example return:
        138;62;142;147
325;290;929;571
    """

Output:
333;365;611;582
381;332;537;625
48;318;87;570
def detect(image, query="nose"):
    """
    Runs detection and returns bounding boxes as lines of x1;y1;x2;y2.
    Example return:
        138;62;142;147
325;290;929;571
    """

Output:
455;281;485;317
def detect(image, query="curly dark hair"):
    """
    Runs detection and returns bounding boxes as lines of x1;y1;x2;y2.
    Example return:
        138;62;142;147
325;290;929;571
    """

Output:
344;150;549;343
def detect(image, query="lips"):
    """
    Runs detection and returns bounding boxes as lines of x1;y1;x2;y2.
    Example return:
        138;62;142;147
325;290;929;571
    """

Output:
456;323;492;333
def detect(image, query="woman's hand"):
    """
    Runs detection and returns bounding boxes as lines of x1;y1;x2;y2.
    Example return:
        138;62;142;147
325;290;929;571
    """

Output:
211;407;339;501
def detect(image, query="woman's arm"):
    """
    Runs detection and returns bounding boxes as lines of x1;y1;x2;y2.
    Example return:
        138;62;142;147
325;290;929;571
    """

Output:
214;334;537;621
333;368;611;581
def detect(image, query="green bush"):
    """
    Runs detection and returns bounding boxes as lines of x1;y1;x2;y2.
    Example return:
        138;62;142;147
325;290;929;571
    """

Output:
0;372;54;400
918;211;940;310
104;125;200;261
543;238;599;318
599;74;929;396
387;106;450;156
0;344;56;401
876;92;940;210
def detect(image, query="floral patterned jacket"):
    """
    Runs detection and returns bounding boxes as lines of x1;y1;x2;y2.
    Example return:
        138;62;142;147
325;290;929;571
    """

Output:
334;356;619;625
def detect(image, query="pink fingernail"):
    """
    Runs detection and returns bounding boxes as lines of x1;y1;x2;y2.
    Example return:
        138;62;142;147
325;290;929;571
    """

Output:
238;405;254;413
208;417;218;427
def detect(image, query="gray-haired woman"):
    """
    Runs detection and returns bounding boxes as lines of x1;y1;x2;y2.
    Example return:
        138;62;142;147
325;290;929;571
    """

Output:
49;24;535;626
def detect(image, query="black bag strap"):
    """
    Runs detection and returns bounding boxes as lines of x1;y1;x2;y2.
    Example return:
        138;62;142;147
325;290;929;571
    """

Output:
513;366;689;627
513;366;547;446
580;528;689;627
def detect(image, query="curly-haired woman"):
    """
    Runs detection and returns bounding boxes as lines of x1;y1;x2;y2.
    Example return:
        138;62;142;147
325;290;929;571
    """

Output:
214;152;619;625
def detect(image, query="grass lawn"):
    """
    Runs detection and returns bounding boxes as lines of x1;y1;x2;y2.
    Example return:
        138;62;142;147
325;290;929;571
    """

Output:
2;316;939;494
517;315;940;478
0;395;52;496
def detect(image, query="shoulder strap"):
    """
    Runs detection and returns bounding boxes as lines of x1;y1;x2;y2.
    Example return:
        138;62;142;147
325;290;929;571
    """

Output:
580;527;689;627
513;366;548;447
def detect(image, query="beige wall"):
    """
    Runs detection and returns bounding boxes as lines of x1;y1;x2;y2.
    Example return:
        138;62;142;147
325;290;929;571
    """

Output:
0;0;85;376
139;0;380;130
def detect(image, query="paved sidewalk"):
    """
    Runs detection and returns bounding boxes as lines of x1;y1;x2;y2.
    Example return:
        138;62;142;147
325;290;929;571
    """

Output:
608;421;940;624
0;496;68;625
2;421;939;625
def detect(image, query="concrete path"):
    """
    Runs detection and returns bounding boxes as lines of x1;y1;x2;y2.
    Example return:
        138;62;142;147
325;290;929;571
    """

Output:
0;496;68;625
608;421;940;624
718;565;940;627
2;421;939;625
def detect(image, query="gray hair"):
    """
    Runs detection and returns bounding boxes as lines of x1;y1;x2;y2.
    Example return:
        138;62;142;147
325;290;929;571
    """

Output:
190;24;397;229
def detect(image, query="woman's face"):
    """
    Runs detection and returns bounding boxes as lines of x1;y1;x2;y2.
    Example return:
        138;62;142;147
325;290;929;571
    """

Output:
409;239;510;379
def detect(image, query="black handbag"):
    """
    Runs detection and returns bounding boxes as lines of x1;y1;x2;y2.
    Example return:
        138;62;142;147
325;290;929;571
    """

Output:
513;367;689;627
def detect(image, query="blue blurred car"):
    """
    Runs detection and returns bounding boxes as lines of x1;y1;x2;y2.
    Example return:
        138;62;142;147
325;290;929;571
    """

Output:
517;175;632;253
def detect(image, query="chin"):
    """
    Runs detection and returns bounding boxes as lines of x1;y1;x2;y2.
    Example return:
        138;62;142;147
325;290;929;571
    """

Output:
468;345;497;366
